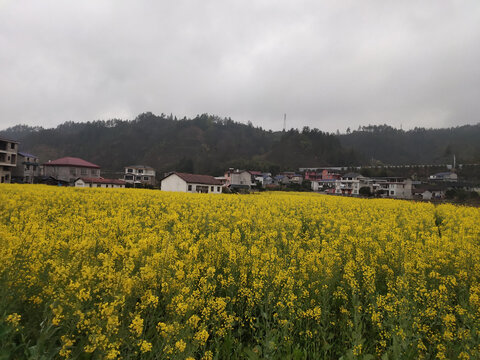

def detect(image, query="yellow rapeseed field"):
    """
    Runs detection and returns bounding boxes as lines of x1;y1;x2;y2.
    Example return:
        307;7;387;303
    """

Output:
0;184;479;359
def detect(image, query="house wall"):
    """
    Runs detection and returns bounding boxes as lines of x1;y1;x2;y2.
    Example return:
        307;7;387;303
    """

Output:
0;166;13;183
161;174;222;193
0;139;17;183
75;179;125;188
124;167;156;186
44;166;100;182
161;174;188;192
387;179;413;199
230;172;252;187
12;155;40;183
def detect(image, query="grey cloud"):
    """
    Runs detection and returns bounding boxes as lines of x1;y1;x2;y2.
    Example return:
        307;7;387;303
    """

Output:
1;0;479;132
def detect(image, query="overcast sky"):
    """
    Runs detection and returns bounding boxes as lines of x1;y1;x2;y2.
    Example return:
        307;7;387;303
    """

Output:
1;1;479;132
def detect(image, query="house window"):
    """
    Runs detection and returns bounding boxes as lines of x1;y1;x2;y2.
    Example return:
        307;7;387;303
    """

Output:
188;184;192;191
10;143;15;149
81;168;88;175
97;184;101;187
138;169;143;174
127;168;133;173
210;186;214;192
70;168;77;176
217;187;220;192
125;175;133;180
144;176;149;181
390;191;394;195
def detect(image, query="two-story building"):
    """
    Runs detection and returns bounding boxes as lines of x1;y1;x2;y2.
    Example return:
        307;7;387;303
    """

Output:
335;173;368;195
224;169;254;190
371;177;413;199
0;137;18;183
161;172;223;193
43;157;100;183
124;165;156;186
12;152;40;183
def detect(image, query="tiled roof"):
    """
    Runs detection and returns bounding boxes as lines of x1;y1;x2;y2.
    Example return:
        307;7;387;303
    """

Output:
342;172;362;178
44;157;100;168
125;165;154;170
18;151;37;158
170;172;223;185
78;177;125;185
0;136;19;143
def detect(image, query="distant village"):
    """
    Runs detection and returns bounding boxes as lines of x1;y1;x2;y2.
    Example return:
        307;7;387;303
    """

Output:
1;136;479;202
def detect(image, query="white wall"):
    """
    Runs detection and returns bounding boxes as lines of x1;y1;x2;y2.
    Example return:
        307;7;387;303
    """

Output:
161;174;222;193
161;174;188;192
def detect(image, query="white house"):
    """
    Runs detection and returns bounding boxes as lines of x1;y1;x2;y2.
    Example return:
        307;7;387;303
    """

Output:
161;172;223;193
75;177;126;188
335;173;368;195
371;177;413;199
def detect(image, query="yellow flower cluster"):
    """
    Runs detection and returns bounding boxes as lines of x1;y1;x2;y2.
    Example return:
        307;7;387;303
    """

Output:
0;184;479;359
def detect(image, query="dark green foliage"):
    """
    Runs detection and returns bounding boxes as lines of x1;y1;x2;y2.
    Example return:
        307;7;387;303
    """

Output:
359;186;372;197
0;113;356;175
339;124;480;165
2;117;479;176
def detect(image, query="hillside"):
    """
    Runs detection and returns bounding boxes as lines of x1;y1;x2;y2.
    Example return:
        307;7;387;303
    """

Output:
2;114;479;175
0;113;356;175
339;124;480;165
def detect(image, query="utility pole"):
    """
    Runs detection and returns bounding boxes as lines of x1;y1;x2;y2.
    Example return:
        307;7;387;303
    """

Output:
283;113;286;132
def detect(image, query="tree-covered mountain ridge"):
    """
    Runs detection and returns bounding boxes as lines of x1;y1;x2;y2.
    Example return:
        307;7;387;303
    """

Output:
1;113;479;175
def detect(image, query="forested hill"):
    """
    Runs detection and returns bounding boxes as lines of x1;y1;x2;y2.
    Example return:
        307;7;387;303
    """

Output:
2;114;479;175
0;113;357;175
338;124;480;165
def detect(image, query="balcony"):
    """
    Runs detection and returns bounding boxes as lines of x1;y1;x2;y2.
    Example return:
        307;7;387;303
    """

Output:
0;153;16;167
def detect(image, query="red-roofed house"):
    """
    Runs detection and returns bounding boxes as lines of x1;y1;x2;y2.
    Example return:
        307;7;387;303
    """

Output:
161;172;223;193
43;157;101;183
74;177;126;188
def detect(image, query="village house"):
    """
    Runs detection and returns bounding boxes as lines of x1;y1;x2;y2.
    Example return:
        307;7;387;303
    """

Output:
261;173;274;187
335;173;368;195
429;172;458;182
310;169;341;193
75;177;126;188
161;172;223;193
371;177;413;199
12;152;40;184
124;165;156;186
412;184;447;200
224;169;254;190
311;179;337;193
274;174;290;186
0;136;18;184
43;157;100;183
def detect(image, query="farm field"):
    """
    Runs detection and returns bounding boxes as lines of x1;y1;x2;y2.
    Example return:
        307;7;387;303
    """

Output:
0;185;480;359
